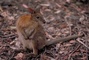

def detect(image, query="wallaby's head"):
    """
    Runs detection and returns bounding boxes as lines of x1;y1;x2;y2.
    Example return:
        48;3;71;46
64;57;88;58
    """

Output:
22;4;45;23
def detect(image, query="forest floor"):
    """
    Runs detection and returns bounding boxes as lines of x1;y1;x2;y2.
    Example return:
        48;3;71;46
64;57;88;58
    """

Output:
0;0;89;60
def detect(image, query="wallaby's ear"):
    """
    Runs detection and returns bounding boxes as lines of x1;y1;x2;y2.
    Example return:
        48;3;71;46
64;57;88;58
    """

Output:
35;5;42;13
28;5;42;14
22;4;36;14
28;7;36;14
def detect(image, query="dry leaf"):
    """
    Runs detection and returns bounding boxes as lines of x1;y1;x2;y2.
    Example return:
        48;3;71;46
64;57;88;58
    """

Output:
15;53;25;60
64;43;72;47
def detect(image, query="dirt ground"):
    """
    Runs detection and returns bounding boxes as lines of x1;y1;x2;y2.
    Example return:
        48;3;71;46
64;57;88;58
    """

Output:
0;0;89;60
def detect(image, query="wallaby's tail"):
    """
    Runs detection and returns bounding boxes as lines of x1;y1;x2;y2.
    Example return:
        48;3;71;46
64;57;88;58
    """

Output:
46;34;83;46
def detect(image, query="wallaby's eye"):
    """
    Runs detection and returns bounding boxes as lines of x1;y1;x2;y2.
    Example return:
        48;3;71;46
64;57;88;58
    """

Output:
36;17;40;19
